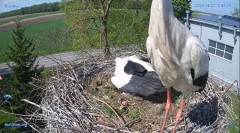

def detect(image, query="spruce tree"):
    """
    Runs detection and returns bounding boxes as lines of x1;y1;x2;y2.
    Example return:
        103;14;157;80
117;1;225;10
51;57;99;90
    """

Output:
7;21;43;85
6;21;43;113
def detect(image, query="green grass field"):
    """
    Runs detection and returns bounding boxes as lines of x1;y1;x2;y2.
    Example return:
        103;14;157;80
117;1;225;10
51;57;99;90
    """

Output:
0;18;74;63
0;105;23;132
0;11;62;25
228;92;240;133
0;109;19;125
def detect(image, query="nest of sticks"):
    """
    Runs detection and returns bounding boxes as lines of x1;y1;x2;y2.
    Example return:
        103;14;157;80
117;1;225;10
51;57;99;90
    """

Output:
21;46;239;133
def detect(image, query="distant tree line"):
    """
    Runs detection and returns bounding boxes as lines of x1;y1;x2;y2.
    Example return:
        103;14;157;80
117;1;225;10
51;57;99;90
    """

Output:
0;2;60;18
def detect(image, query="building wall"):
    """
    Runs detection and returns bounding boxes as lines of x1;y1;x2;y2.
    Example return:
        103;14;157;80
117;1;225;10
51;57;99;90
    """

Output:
189;21;240;88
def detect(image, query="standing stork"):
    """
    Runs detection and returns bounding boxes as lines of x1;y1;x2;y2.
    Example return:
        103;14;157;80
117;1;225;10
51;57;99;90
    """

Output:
146;0;209;132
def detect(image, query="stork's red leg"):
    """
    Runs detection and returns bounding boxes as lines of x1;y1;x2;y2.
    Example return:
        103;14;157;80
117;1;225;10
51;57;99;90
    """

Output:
160;88;171;133
171;98;185;133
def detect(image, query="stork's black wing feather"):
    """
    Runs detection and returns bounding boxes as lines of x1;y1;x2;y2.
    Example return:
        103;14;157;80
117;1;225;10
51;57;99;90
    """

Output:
124;61;147;77
120;71;166;96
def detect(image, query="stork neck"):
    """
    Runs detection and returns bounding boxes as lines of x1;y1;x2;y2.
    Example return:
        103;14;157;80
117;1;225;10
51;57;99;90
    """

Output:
151;0;174;20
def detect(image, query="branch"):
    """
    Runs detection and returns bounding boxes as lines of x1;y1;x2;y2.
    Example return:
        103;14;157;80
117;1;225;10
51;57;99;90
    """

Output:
114;118;141;131
21;99;56;114
92;96;126;125
104;0;114;17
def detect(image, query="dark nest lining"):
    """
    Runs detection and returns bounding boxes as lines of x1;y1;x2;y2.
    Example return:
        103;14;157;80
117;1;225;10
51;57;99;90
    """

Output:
188;98;218;127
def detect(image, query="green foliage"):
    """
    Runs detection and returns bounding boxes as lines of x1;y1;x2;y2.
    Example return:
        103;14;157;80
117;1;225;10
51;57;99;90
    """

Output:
111;0;144;10
172;0;191;21
108;9;148;46
62;0;190;53
141;0;190;21
7;22;43;85
108;0;190;47
5;21;44;113
62;0;114;56
0;2;60;18
63;0;101;49
62;0;147;50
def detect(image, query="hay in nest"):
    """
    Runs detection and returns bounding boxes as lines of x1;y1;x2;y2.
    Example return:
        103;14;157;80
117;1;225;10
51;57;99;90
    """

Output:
21;46;239;133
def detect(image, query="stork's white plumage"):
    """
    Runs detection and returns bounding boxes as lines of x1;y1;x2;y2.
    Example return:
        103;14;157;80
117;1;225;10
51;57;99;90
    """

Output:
111;55;166;96
146;0;209;132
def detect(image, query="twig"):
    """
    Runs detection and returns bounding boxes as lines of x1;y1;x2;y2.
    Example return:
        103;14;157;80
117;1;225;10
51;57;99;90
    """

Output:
114;118;141;131
96;124;139;133
92;96;126;125
21;99;55;114
0;109;30;117
20;117;41;133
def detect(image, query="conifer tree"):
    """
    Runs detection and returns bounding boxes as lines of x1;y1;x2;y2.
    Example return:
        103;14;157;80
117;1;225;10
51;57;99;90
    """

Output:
7;21;43;87
6;21;43;112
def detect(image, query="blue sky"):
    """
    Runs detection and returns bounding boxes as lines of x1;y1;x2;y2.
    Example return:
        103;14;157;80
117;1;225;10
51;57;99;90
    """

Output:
0;0;239;15
0;0;61;13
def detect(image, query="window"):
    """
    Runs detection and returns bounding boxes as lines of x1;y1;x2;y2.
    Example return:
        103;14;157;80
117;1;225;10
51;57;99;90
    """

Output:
208;40;234;61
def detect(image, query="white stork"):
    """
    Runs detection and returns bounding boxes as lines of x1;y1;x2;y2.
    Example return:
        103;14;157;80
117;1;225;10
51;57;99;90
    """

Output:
146;0;209;132
111;55;166;97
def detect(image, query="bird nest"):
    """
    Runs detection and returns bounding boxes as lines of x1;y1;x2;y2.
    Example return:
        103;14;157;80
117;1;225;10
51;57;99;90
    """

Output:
21;46;239;133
